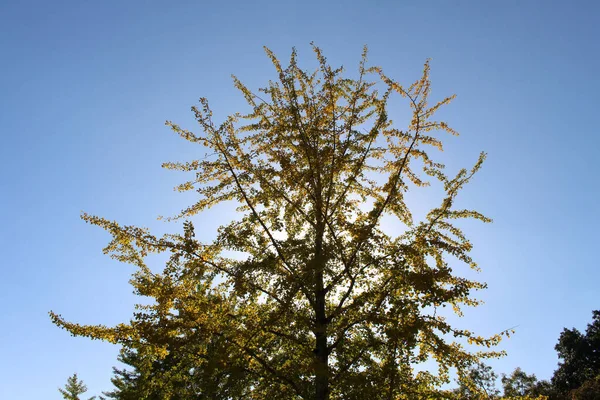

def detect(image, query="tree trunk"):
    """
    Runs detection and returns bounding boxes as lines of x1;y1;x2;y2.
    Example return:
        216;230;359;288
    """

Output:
313;219;329;400
315;284;329;400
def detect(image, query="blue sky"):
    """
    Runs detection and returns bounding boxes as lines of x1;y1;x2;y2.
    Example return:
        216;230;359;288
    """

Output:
1;0;599;398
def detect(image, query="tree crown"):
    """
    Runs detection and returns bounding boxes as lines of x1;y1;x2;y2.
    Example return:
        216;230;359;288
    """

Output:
51;45;508;399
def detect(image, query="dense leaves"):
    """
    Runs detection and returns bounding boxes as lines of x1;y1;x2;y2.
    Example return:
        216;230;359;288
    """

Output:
502;368;538;398
551;310;600;398
568;376;600;400
51;45;507;399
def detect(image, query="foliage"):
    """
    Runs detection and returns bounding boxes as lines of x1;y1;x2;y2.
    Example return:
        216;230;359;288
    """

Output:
528;380;559;399
552;310;600;395
51;45;507;399
59;373;97;400
448;310;600;400
101;312;252;399
502;368;538;398
451;364;551;400
452;362;500;399
568;375;600;400
498;310;600;400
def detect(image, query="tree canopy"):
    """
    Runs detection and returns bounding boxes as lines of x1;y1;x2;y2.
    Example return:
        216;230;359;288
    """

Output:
59;373;97;400
501;368;539;398
51;45;510;399
552;310;600;397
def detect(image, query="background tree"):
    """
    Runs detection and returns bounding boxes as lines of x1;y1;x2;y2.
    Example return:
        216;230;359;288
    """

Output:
502;310;600;400
502;368;538;398
569;376;600;400
59;373;97;400
102;350;143;400
102;293;253;399
51;45;509;399
453;362;501;399
551;310;600;395
527;380;558;399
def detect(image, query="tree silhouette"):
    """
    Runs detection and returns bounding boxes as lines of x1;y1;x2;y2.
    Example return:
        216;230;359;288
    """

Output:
51;45;508;399
59;373;97;400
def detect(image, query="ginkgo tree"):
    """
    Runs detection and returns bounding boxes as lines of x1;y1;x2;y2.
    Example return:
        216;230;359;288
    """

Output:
51;45;511;399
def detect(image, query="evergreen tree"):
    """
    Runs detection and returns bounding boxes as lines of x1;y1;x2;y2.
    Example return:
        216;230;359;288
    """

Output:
59;373;96;400
102;315;251;399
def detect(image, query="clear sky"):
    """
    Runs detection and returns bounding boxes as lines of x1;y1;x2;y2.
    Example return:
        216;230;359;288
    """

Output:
1;0;598;398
